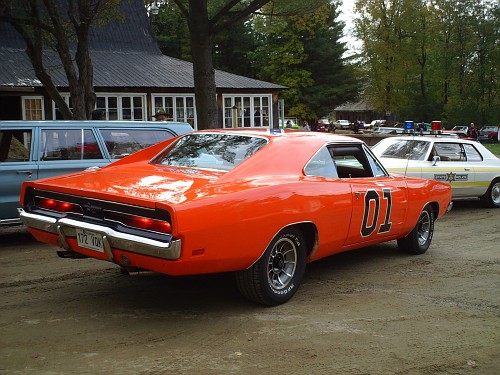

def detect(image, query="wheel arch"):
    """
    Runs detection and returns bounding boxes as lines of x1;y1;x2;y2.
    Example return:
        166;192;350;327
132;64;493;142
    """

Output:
280;221;318;260
427;201;440;219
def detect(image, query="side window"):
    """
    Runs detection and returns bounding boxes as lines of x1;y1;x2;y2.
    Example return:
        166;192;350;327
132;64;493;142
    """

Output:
304;147;338;178
433;143;465;161
99;129;175;159
463;144;482;161
332;144;374;178
40;129;103;161
0;130;32;162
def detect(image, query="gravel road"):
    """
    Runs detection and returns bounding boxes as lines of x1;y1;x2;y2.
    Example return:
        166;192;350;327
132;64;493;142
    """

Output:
1;200;499;375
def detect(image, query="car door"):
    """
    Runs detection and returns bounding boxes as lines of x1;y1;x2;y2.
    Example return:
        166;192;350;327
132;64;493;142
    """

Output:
0;127;38;224
462;143;494;197
37;127;110;181
422;142;475;198
346;178;408;245
330;144;408;246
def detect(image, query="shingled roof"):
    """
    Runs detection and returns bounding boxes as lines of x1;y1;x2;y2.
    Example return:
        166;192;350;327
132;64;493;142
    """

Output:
0;0;285;90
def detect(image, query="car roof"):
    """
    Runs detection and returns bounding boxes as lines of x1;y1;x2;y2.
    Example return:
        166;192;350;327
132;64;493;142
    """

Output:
385;135;475;143
194;128;363;144
0;120;193;131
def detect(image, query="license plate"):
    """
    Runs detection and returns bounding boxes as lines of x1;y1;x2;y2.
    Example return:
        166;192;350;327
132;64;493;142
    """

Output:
76;228;104;252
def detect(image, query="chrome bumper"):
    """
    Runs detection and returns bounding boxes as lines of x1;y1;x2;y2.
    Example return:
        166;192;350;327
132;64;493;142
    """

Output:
19;210;181;260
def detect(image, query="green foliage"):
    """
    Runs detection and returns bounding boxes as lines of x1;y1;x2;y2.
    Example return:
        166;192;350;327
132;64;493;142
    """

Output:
151;0;357;121
354;0;499;126
250;1;359;119
483;142;500;157
151;1;191;60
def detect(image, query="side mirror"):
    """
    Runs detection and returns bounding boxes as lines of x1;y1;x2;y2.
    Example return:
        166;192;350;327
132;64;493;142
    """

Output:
432;155;440;166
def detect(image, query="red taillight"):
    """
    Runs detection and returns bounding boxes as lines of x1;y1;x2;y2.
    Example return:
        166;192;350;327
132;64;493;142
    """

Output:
128;216;172;233
35;197;82;214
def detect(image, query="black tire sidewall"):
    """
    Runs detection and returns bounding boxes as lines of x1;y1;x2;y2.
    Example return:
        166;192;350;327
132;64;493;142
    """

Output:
481;179;500;208
258;228;306;305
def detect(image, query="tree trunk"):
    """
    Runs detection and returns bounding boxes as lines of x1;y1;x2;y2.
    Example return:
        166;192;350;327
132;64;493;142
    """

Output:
188;1;219;129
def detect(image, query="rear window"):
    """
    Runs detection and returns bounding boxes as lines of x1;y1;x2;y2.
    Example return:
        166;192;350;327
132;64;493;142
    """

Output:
0;129;32;162
40;129;103;160
153;133;268;172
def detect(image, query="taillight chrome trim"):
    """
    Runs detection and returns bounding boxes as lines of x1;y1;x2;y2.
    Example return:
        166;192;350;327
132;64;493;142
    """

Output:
19;210;181;260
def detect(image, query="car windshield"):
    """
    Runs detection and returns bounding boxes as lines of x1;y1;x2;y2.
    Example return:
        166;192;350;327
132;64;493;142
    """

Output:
373;139;430;161
153;133;268;171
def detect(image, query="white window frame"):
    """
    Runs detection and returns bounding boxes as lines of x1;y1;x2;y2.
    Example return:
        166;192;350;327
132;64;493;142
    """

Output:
152;94;197;129
22;96;45;120
52;93;147;121
222;94;272;129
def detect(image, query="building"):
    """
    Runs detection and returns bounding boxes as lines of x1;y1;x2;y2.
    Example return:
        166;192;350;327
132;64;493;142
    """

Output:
0;1;286;129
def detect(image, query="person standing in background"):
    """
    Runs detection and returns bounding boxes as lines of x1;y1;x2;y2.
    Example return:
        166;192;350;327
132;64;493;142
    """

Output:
467;123;480;141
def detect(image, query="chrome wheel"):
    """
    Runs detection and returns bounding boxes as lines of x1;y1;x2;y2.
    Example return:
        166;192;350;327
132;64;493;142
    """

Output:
397;205;434;255
417;210;431;246
267;237;297;290
491;181;500;206
236;228;306;305
481;179;500;208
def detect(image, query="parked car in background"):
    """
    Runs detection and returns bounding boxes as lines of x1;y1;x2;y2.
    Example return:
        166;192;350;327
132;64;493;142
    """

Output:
445;125;469;138
451;126;469;133
0;121;193;226
479;126;499;143
333;120;350;130
315;118;332;132
372;136;500;208
373;127;405;134
19;129;452;306
369;119;386;129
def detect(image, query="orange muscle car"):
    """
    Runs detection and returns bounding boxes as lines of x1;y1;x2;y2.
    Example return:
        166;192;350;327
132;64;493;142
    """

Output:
19;129;452;305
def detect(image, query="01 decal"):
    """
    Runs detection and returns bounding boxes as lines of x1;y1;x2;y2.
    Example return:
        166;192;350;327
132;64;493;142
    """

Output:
361;188;393;237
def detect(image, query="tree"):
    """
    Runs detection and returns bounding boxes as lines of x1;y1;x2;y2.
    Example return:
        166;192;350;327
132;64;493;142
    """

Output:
0;0;122;120
169;0;272;129
251;1;358;121
354;0;499;125
169;0;332;129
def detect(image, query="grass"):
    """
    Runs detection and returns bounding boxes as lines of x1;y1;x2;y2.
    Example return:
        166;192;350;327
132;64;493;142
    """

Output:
483;142;500;157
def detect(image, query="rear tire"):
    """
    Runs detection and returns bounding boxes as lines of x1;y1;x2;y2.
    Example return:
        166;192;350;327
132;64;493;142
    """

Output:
480;179;500;208
236;228;306;306
397;205;434;255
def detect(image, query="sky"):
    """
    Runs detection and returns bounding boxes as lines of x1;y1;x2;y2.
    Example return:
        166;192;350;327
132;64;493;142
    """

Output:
338;0;362;56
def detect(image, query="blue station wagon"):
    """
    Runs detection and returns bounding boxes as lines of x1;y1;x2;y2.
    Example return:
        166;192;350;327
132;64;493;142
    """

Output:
0;120;193;225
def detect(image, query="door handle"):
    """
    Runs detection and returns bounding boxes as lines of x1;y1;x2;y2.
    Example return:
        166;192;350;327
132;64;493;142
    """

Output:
16;170;33;178
464;168;471;171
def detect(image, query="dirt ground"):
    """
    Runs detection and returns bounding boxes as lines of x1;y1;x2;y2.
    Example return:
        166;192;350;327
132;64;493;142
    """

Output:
0;200;499;375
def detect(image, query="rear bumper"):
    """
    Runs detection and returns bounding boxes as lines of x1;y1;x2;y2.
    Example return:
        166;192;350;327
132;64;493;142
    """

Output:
19;210;181;260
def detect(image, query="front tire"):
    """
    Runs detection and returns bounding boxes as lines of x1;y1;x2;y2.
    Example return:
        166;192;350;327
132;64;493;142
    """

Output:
480;179;500;208
397;205;434;255
236;228;306;306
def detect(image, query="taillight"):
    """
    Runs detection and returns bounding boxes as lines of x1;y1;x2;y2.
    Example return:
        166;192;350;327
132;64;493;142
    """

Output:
34;197;82;214
127;216;172;233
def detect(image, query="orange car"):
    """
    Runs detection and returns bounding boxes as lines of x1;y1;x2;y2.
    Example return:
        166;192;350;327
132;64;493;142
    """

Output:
19;129;452;305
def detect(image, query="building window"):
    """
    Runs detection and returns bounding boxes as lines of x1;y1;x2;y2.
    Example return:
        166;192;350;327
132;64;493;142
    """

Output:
53;94;146;121
222;95;271;128
152;95;197;128
22;96;44;120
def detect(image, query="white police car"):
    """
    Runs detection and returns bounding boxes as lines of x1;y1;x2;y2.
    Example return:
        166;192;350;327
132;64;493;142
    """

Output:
372;135;500;208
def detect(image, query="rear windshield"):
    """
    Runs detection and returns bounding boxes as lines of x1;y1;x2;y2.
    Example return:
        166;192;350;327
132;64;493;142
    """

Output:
153;133;268;172
373;139;430;161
